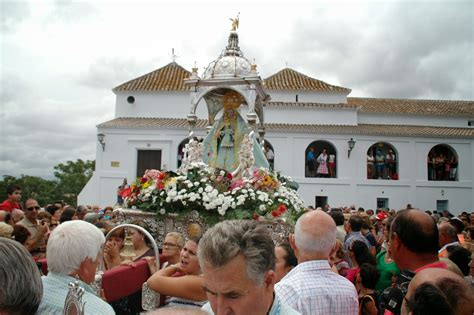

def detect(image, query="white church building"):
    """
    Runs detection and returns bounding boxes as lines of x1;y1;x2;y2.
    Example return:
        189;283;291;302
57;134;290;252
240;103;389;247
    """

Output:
79;29;474;214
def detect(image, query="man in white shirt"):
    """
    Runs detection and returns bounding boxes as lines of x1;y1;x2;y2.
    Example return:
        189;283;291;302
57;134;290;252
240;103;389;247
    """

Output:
275;210;358;315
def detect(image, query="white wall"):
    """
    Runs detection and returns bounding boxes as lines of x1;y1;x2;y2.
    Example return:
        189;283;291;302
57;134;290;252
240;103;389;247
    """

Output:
268;90;347;104
79;127;207;207
80;125;474;215
115;91;208;119
264;106;357;125
358;113;471;128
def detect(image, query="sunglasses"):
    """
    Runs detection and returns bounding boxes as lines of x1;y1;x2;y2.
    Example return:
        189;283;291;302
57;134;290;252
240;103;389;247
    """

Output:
26;206;41;211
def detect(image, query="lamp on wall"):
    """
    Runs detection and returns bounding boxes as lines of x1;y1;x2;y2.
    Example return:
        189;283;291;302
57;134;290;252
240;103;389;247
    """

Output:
347;138;356;158
97;133;106;151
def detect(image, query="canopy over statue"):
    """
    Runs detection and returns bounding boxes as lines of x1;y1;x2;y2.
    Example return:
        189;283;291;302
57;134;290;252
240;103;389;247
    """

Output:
184;19;270;174
202;91;269;172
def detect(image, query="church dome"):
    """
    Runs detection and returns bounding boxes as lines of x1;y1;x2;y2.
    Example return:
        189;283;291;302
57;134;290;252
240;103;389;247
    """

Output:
202;32;253;79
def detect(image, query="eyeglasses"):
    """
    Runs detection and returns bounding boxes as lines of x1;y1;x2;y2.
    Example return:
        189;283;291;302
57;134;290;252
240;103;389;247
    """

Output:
163;242;179;248
26;206;40;211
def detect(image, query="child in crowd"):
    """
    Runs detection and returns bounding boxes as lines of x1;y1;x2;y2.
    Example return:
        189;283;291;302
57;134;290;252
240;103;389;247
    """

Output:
356;263;380;315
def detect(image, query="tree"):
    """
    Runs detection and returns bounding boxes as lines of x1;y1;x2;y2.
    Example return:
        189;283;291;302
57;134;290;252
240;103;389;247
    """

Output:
0;175;59;206
54;159;95;206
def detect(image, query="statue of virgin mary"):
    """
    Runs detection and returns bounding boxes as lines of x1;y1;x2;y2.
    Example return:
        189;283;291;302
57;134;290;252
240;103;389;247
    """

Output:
202;91;269;172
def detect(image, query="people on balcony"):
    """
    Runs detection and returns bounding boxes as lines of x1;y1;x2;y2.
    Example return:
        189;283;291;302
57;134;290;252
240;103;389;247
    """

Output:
306;147;316;177
147;237;207;309
316;149;329;178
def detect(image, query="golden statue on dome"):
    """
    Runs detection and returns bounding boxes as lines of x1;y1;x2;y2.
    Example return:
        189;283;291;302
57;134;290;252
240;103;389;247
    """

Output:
229;13;240;31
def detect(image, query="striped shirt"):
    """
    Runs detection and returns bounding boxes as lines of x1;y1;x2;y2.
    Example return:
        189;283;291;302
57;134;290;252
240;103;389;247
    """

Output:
37;272;115;315
275;260;358;315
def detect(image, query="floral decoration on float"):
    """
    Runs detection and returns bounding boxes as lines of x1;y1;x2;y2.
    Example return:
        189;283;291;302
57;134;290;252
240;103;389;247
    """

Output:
122;136;305;225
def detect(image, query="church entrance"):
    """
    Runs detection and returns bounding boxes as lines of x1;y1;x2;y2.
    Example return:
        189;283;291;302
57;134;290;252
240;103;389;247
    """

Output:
137;150;162;178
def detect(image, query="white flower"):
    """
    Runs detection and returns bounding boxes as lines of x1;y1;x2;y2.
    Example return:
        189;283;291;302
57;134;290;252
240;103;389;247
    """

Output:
159;208;166;215
259;205;266;211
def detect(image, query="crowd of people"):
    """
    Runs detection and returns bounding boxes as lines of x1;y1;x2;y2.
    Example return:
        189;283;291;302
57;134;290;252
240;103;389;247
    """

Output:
1;183;474;315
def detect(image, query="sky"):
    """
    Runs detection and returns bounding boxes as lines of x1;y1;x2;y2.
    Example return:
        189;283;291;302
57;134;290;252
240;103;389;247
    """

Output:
0;0;472;179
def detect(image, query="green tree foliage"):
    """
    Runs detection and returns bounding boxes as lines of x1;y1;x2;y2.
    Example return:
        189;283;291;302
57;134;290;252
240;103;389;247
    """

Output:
53;159;95;206
0;175;59;206
0;159;95;207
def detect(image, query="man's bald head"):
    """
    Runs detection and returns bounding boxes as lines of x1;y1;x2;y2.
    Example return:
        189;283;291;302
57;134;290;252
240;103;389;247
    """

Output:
404;268;474;315
294;210;336;258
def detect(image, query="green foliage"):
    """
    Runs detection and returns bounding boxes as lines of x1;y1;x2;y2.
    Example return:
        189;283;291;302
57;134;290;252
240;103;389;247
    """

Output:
0;159;95;207
0;175;59;206
53;159;95;206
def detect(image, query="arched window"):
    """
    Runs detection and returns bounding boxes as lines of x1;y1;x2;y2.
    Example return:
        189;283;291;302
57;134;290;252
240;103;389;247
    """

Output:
262;140;275;171
427;144;458;181
177;137;203;168
367;142;398;180
305;141;337;178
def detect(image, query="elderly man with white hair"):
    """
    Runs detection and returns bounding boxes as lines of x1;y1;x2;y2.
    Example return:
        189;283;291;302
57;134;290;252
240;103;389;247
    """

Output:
37;220;115;314
275;210;358;315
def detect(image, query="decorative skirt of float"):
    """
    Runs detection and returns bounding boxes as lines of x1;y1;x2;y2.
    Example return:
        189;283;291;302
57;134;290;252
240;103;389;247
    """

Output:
113;208;295;247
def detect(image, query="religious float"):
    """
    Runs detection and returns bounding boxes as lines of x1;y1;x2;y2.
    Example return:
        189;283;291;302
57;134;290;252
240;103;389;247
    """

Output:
78;18;307;311
113;16;306;246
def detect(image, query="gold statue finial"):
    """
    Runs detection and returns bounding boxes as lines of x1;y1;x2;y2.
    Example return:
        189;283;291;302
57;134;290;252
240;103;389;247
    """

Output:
229;13;240;31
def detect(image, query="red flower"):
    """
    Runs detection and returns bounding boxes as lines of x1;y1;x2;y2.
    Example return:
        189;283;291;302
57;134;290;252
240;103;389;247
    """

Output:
121;187;131;198
227;173;233;180
271;210;280;217
140;177;147;183
278;204;287;214
157;182;165;190
158;172;165;180
252;213;259;220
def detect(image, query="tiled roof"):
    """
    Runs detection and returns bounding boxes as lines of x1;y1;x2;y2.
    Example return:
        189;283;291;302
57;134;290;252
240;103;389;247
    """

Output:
266;101;354;109
348;97;474;118
113;62;191;92
98;118;474;139
263;68;351;93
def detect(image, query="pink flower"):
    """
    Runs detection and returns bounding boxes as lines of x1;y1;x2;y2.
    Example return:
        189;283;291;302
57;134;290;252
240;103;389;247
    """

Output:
145;169;161;180
230;178;244;190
